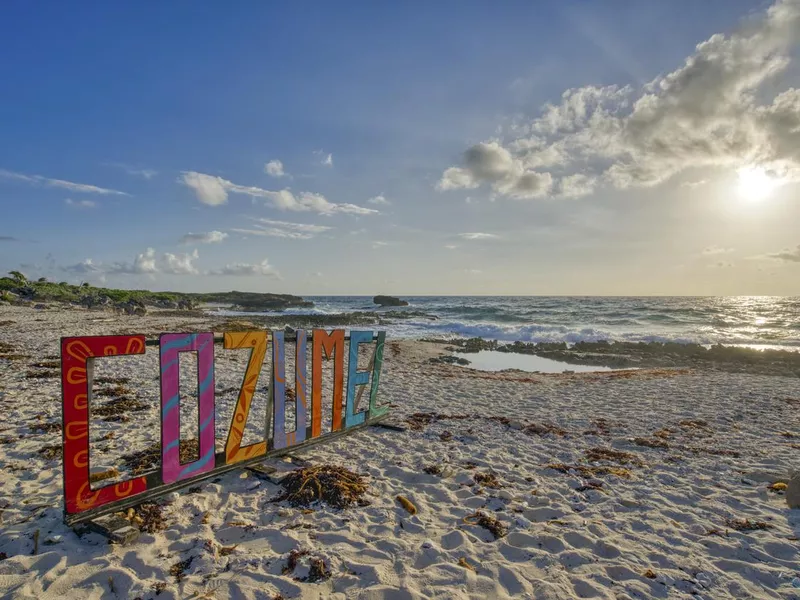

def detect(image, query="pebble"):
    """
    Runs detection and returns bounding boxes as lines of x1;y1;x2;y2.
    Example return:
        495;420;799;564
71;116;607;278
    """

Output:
792;577;800;588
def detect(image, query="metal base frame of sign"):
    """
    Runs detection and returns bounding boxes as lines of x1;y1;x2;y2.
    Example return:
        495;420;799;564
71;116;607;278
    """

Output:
74;513;141;545
370;421;407;432
65;412;391;532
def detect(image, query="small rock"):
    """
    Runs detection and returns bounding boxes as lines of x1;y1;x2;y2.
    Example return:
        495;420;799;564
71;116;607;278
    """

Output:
792;577;800;588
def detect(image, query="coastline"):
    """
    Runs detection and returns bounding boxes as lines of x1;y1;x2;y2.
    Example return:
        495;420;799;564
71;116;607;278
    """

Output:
0;304;798;599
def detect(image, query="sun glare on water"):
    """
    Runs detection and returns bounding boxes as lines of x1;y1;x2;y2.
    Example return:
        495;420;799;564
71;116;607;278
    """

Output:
736;166;780;202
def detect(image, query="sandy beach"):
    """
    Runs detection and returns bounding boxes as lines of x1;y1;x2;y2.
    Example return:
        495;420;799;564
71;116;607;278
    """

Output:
0;304;799;599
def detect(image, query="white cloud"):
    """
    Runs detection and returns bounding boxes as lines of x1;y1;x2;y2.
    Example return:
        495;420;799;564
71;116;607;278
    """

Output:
105;163;158;179
163;249;200;274
252;219;332;233
65;198;97;209
464;269;483;274
762;244;800;262
180;231;228;244
180;172;230;206
68;248;201;276
702;245;734;255
444;244;458;250
0;168;129;195
62;259;103;274
231;228;312;240
231;218;333;240
208;259;280;277
458;232;499;240
372;241;389;249
108;248;159;275
368;194;391;205
557;173;596;198
437;142;553;199
313;150;333;167
180;170;377;215
265;160;286;178
682;179;709;189
438;0;800;198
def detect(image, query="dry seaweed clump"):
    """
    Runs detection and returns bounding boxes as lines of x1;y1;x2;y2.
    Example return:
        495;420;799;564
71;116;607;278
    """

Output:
117;502;167;533
283;549;332;583
136;503;167;533
523;422;567;437
25;370;59;379
464;511;507;539
38;444;62;460
473;472;502;488
121;443;160;475
633;437;669;449
585;447;644;467
169;556;194;583
725;518;773;532
273;465;368;509
547;463;632;479
30;421;62;434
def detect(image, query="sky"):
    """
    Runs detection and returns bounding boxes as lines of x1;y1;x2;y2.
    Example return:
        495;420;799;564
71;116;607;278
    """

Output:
1;0;799;296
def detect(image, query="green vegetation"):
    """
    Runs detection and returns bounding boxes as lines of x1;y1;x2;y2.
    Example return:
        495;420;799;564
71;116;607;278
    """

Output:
0;271;311;311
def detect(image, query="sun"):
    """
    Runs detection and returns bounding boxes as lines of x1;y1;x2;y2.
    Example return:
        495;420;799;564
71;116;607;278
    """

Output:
737;166;780;202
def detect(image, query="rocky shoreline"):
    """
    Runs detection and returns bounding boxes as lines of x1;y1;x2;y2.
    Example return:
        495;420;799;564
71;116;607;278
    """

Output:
425;337;800;377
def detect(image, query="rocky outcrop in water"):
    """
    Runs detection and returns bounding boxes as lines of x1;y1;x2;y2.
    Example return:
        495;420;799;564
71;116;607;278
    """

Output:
195;291;313;312
373;295;409;307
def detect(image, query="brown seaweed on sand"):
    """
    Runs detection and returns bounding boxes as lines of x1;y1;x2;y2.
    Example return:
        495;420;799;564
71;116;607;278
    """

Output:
633;437;669;449
37;444;62;460
463;511;507;539
725;518;772;532
169;556;194;582
524;422;568;436
121;443;161;475
473;472;502;488
283;549;331;583
273;465;368;509
547;463;632;479
585;447;644;467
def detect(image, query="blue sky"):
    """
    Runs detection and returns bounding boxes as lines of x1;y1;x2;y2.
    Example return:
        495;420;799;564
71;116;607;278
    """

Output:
1;0;799;295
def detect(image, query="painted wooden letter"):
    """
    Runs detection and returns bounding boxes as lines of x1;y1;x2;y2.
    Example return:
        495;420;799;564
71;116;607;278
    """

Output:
160;333;216;485
368;331;388;418
270;331;286;450
223;331;268;464
61;335;148;515
311;329;344;435
345;330;373;428
272;330;309;450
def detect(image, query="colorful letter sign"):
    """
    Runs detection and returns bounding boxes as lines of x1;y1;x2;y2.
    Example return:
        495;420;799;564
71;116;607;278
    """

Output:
60;330;388;525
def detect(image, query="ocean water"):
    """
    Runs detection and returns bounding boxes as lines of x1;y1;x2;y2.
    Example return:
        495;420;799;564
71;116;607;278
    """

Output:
214;296;800;350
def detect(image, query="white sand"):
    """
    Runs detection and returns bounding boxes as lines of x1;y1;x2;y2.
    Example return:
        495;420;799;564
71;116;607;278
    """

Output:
0;304;799;599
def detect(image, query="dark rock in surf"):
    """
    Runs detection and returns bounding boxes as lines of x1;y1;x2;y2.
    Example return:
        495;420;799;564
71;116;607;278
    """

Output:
373;295;409;307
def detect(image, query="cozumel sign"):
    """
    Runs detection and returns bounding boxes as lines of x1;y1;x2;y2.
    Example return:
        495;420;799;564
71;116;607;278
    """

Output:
60;330;387;525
